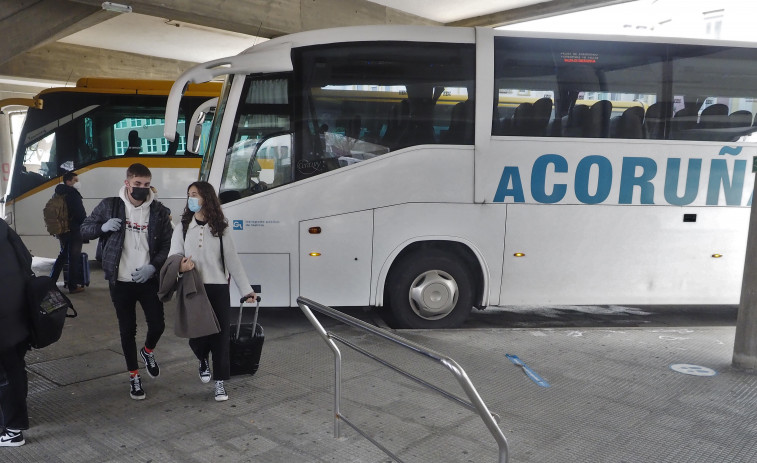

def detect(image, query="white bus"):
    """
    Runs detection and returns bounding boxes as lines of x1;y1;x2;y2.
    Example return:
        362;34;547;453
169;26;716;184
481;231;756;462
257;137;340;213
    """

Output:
2;78;221;257
163;26;757;328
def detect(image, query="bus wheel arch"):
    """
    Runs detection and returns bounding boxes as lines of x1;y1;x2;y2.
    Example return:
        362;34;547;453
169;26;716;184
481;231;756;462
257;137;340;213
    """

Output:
384;240;483;329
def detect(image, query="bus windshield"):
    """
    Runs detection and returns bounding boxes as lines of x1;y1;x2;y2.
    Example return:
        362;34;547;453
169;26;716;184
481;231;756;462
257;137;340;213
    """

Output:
9;80;219;200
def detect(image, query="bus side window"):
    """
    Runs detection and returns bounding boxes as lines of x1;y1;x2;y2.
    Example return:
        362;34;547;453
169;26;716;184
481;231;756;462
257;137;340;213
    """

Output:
299;41;475;172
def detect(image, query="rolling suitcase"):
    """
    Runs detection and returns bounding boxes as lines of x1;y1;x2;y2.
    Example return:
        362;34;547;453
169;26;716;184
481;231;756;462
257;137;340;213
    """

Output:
229;296;264;376
64;252;90;287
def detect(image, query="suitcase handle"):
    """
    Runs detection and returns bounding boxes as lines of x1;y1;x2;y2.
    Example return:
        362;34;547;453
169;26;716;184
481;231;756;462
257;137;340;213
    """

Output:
235;296;261;339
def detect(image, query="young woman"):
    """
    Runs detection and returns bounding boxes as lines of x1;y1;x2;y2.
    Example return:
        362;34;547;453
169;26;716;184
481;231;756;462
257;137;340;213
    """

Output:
168;181;256;401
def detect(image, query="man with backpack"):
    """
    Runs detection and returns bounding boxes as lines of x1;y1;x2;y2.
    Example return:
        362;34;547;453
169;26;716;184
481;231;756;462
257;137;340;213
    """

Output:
80;163;173;400
48;171;87;294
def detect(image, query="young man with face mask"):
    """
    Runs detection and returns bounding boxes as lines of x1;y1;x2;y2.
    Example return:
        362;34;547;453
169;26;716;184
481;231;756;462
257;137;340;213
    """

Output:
49;171;87;293
81;163;173;400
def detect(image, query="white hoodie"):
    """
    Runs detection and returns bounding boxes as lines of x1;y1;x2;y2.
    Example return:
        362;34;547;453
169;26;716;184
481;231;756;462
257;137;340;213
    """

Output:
117;185;154;282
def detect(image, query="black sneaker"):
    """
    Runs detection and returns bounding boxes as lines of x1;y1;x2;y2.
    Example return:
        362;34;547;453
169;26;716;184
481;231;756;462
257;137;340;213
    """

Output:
130;374;146;400
214;380;228;401
0;429;24;447
199;358;211;384
140;347;160;378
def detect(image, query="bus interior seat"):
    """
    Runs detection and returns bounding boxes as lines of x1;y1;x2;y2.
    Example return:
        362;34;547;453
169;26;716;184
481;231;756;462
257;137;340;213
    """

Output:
381;100;409;149
442;100;474;143
492;106;515;135
392;102;436;149
511;102;534;135
626;105;645;121
612;106;644;139
610;106;644;138
508;98;552;136
729;110;753;129
562;104;590;137
697;103;730;140
670;106;699;139
725;110;755;140
529;97;553;136
644;102;669;139
395;119;436;148
587;100;612;137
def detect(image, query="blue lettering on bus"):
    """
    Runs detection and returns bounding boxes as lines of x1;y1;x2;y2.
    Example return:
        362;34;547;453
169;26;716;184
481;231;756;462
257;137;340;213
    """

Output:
664;158;701;206
719;146;742;156
493;149;750;206
619;157;657;204
493;166;525;202
531;154;567;203
575;155;612;204
706;159;746;205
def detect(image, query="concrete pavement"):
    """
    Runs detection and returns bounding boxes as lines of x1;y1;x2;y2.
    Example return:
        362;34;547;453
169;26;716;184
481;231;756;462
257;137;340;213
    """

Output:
5;264;757;462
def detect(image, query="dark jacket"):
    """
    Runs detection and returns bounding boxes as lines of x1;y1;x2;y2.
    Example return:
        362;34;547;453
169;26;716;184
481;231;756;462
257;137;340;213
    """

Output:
80;197;173;283
0;218;32;351
54;184;87;230
158;254;218;338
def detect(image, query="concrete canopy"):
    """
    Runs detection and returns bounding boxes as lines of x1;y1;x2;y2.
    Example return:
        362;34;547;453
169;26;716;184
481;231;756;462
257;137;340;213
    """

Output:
0;0;632;98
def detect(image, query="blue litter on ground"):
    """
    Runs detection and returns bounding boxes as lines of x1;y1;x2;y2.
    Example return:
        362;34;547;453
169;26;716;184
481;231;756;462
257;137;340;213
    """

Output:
506;353;551;388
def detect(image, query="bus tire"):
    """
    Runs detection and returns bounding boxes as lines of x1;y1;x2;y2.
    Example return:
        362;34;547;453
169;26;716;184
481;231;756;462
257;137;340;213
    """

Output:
387;252;473;329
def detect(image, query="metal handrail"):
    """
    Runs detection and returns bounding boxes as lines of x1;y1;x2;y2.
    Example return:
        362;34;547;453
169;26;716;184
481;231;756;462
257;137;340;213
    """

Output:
297;296;509;463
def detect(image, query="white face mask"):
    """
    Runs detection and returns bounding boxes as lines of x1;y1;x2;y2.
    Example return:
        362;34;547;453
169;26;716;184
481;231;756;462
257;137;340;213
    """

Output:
72;182;82;191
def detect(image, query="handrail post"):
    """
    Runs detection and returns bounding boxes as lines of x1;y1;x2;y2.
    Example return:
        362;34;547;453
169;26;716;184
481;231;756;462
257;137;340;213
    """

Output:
297;297;509;463
299;302;342;438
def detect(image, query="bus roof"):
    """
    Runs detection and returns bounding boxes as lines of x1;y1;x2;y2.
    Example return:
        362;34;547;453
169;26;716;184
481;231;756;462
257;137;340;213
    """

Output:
240;24;757;56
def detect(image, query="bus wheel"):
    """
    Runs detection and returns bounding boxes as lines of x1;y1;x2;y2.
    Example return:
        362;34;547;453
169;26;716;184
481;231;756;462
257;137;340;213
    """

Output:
387;253;473;329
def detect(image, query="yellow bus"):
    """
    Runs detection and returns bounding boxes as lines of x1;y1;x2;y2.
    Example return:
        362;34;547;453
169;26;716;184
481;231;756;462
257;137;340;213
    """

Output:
1;77;221;257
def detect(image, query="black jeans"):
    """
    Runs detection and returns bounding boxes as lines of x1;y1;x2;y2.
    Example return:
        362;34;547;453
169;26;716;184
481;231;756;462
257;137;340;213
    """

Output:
189;284;230;381
50;230;83;291
109;280;165;372
0;342;29;430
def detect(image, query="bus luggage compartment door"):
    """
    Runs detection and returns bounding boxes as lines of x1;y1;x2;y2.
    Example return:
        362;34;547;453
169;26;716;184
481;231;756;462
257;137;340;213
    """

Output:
299;211;373;306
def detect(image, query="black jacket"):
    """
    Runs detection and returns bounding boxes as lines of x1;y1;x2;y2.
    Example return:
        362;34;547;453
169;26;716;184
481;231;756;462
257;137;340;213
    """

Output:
0;218;32;351
80;197;173;283
54;183;87;230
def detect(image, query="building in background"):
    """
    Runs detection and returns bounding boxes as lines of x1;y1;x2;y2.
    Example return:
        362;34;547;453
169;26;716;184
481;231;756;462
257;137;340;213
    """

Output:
502;0;755;42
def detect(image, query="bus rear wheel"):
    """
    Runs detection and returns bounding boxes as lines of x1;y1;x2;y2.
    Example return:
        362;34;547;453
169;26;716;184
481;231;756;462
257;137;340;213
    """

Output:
387;252;473;329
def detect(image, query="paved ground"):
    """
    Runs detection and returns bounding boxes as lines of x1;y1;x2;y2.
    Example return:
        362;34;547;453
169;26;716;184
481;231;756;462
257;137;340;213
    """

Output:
5;264;757;462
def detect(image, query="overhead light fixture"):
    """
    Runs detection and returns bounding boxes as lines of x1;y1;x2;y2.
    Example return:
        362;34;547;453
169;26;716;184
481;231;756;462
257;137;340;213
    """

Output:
101;2;132;13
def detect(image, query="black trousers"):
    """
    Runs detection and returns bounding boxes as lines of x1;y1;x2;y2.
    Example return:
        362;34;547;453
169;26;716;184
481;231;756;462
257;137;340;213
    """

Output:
0;342;29;430
189;284;230;381
50;230;83;291
109;280;165;372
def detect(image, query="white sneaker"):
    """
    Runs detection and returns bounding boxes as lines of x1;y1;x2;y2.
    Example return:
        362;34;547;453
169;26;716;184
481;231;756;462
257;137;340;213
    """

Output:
214;380;228;401
0;429;24;447
199;358;211;384
129;374;146;400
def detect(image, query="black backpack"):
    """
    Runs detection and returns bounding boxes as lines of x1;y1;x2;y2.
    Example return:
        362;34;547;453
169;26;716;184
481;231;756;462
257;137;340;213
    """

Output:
25;275;78;349
10;232;78;349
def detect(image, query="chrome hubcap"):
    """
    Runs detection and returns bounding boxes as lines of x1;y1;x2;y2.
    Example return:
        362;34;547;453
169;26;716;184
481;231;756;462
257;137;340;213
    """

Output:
408;270;458;320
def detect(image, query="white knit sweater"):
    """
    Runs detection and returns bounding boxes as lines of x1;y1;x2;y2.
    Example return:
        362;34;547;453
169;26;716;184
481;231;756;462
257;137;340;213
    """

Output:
168;217;253;297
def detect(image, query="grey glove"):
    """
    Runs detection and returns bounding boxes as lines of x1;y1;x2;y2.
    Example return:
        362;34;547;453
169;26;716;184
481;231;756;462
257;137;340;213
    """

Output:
131;264;156;283
101;218;122;233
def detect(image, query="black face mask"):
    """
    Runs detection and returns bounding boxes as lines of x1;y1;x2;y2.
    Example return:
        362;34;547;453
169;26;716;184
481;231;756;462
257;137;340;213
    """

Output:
130;187;150;202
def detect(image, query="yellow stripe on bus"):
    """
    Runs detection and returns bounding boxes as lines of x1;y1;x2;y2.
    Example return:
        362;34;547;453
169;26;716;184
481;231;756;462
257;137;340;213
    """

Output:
7;157;202;205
